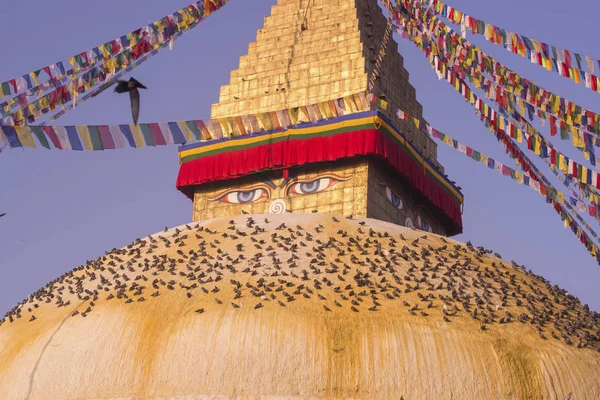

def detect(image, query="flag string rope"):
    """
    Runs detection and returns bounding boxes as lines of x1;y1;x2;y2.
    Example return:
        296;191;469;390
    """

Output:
393;4;600;238
394;1;600;173
386;4;600;262
392;4;600;206
0;1;228;104
0;92;372;152
44;20;198;125
397;0;600;137
1;0;230;126
375;95;600;234
390;3;600;198
424;0;600;92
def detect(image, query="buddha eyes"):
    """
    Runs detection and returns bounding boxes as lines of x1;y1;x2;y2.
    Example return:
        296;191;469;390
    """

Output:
210;175;348;204
211;187;269;204
379;182;405;210
416;214;433;232
287;177;342;196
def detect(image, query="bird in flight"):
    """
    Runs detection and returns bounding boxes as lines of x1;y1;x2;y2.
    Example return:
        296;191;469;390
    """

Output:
93;77;147;125
0;213;6;218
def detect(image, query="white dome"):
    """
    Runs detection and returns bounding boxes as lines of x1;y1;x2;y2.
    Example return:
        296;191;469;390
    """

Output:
0;214;598;399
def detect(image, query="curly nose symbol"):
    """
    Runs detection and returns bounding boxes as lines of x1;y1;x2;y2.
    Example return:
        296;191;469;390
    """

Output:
269;199;286;214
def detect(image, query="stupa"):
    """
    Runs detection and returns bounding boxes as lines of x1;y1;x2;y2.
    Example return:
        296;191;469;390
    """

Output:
1;1;599;399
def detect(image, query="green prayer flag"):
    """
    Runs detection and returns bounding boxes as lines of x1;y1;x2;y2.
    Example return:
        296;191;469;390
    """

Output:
472;150;481;162
74;54;83;67
186;120;202;140
87;126;104;150
575;53;583;70
1;82;10;96
139;124;156;146
30;126;50;149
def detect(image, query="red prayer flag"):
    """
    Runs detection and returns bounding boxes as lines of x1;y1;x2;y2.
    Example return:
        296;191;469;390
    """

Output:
148;123;167;146
564;50;572;67
42;126;62;149
97;125;116;149
111;40;121;54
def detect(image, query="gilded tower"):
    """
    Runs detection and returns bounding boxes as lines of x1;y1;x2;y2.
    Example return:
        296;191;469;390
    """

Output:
177;0;463;235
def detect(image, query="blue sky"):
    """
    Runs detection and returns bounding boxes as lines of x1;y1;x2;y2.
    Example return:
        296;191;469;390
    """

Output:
1;0;599;314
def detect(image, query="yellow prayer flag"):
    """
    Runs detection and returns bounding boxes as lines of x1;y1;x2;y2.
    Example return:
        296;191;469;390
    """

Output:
39;96;50;109
518;100;525;116
15;127;36;148
68;57;79;73
29;72;39;86
557;191;565;204
105;58;117;74
176;122;193;143
572;127;584;148
481;154;489;166
573;68;581;84
582;167;589;183
14;108;23;122
516;129;523;143
77;126;93;150
289;108;299;125
566;114;573;125
127;33;137;46
499;116;505;130
515;171;524;184
100;44;111;58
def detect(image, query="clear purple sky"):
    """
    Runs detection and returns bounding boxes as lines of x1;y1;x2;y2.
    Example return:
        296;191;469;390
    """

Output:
1;0;599;314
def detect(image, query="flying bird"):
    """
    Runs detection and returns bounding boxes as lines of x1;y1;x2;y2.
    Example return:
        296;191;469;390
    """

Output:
93;77;147;125
0;213;5;218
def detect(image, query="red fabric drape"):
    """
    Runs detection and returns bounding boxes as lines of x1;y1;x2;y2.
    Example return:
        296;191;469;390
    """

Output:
177;128;463;234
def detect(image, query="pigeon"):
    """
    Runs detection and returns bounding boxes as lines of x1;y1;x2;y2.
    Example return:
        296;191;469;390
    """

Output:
93;77;147;125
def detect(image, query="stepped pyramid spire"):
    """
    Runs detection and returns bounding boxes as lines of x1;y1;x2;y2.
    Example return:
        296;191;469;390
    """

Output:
211;0;439;166
178;0;463;236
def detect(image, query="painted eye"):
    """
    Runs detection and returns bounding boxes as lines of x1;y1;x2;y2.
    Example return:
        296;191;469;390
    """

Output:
416;214;433;232
405;217;414;228
288;177;341;196
215;188;269;204
379;183;404;210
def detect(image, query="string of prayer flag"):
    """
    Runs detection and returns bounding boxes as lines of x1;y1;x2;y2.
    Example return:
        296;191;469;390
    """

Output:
392;4;600;204
368;12;394;91
0;93;370;153
423;0;600;92
0;0;230;126
396;0;600;137
0;0;229;103
393;10;600;193
379;96;600;229
388;4;600;262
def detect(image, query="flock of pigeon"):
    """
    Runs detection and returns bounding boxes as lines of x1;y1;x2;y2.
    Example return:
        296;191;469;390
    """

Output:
1;214;599;352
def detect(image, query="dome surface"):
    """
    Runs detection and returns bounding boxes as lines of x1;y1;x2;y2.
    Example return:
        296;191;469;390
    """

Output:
1;214;599;399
